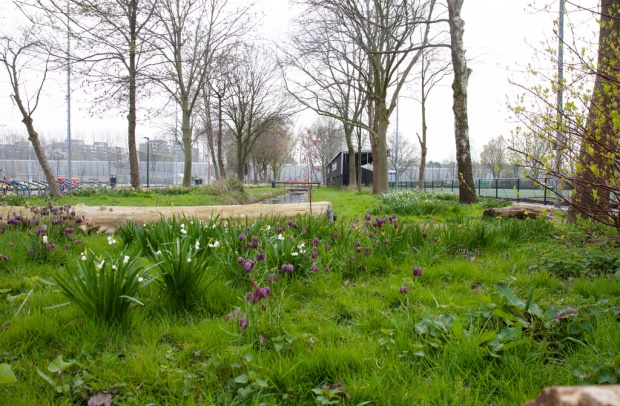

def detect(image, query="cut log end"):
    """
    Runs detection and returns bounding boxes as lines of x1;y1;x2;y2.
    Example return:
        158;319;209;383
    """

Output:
523;385;620;406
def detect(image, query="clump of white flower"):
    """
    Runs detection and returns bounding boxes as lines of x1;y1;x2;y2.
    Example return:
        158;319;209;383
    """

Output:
195;240;200;250
123;255;130;264
187;257;192;263
81;255;87;261
107;236;117;245
112;265;117;270
208;240;220;248
277;234;285;240
42;235;48;244
96;260;105;270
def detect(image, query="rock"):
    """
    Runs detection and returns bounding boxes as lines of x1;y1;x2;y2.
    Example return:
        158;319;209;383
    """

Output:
87;392;113;406
523;385;620;406
482;204;555;220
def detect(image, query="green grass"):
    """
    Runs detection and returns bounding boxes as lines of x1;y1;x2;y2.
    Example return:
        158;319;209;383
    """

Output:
1;187;619;405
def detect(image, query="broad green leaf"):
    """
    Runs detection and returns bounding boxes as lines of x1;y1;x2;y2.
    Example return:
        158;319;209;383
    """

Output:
237;386;252;397
0;364;17;384
47;355;76;373
451;319;464;340
495;282;525;309
234;374;248;384
478;331;497;345
0;289;10;294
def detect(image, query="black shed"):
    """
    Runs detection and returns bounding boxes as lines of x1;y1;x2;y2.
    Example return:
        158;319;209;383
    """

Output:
325;150;374;187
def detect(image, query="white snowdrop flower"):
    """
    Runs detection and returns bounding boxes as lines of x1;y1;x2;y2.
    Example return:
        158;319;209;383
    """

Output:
291;252;298;257
298;242;305;249
81;255;87;261
208;241;220;248
180;228;187;235
277;234;284;240
265;225;271;231
212;224;217;229
137;277;144;283
195;241;200;250
42;235;48;244
180;223;185;229
187;257;192;263
111;265;117;270
156;250;162;256
96;260;105;270
190;221;193;225
143;223;147;227
123;255;130;264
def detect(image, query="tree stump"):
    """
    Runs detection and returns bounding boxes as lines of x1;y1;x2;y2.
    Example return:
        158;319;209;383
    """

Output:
482;204;556;221
523;385;620;406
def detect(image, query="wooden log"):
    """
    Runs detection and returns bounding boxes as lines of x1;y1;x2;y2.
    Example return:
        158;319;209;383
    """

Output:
482;204;556;221
523;385;620;406
0;202;332;234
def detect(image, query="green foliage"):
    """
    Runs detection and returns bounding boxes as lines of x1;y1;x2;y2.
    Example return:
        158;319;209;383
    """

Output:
528;241;620;278
48;252;154;325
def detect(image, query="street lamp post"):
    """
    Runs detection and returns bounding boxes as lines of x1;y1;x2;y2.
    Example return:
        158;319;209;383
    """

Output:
0;124;6;172
144;137;150;189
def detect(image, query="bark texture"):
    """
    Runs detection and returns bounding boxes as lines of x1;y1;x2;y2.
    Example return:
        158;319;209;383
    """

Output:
447;0;477;204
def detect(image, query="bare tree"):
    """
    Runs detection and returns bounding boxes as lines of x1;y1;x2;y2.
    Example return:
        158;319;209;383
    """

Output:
414;46;452;190
20;0;161;189
387;132;420;178
480;135;507;179
148;0;251;187
223;45;295;181
284;0;442;194
0;28;60;196
250;119;293;182
310;116;343;185
447;0;476;203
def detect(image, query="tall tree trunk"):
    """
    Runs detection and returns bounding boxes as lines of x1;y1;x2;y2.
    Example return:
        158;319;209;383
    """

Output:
127;0;140;189
181;106;192;187
567;0;620;222
356;130;363;191
417;83;428;191
217;96;226;179
448;0;477;204
23;117;61;197
203;86;219;181
344;125;357;188
372;106;390;194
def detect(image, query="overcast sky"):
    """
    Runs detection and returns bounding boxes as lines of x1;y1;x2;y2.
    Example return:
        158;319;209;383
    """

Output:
0;0;596;162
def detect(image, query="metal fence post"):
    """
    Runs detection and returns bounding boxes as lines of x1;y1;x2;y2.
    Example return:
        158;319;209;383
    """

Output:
517;178;520;202
544;177;548;205
495;178;499;199
478;179;481;196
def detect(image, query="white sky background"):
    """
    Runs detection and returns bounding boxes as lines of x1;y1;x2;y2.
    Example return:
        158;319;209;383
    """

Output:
0;0;596;162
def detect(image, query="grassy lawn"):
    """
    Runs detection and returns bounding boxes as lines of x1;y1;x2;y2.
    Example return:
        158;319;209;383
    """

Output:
0;187;619;405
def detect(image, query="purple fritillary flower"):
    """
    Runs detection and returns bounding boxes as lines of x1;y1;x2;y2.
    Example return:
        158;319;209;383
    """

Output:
238;233;247;242
246;226;251;233
412;247;419;254
2;256;8;261
379;205;383;211
237;256;244;264
311;251;318;260
399;286;408;294
256;251;265;261
302;228;307;235
243;260;255;273
413;267;423;277
268;273;279;283
9;243;14;248
277;227;283;233
239;318;249;331
28;248;34;255
325;265;330;272
325;245;331;251
365;213;371;221
310;264;318;272
313;238;320;245
74;240;82;245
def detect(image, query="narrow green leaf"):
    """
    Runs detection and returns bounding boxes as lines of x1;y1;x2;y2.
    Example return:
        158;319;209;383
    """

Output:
495;282;525;309
36;368;56;387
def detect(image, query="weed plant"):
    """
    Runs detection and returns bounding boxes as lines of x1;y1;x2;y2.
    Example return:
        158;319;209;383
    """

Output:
1;189;619;405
